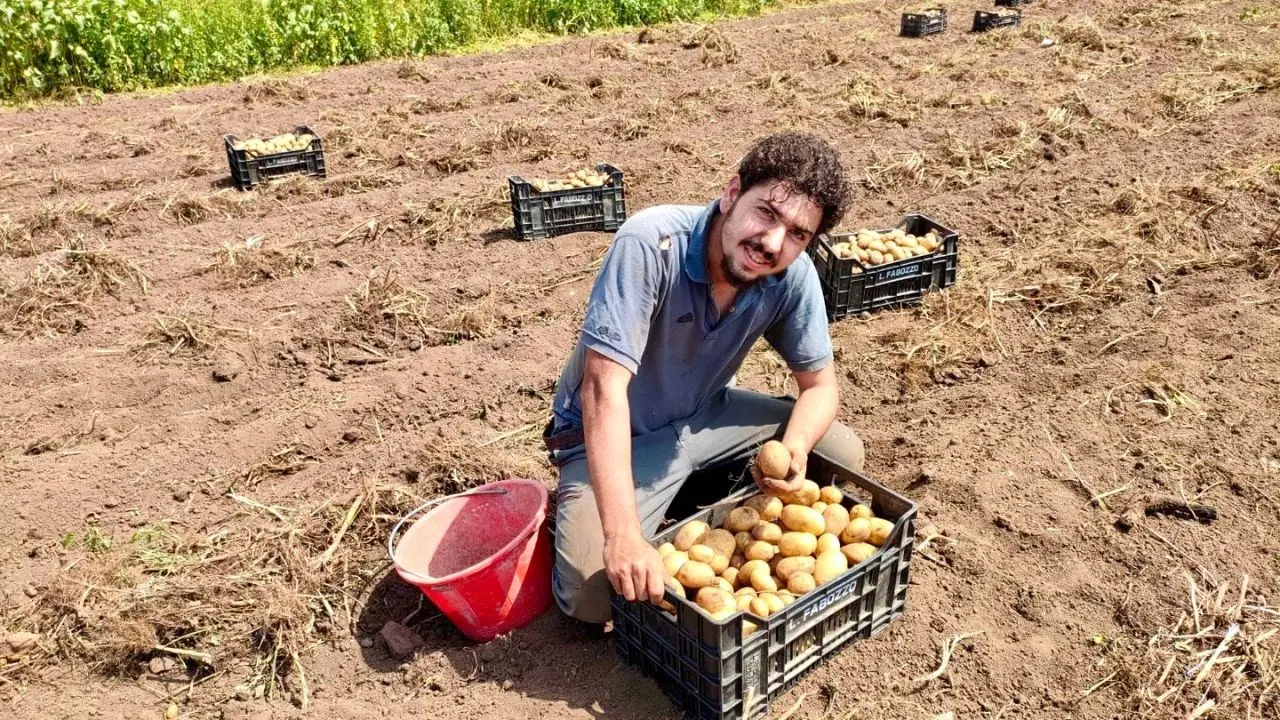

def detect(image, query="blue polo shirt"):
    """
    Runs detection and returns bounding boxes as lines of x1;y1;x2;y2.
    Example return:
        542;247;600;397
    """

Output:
551;200;833;436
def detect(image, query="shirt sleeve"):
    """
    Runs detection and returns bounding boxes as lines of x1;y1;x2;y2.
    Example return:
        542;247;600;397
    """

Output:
579;231;665;374
765;265;833;373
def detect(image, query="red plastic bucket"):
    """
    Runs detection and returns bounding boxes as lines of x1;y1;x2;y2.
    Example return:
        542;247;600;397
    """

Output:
387;479;553;642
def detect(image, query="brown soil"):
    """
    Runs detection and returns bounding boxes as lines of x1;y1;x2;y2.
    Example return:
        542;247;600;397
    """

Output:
2;1;1279;719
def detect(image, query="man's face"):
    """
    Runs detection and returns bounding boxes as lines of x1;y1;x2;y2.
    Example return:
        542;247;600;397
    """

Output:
716;176;823;288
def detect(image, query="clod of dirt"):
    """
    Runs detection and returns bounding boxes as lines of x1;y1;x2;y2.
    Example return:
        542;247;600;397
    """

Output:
149;655;181;674
341;430;362;443
23;584;38;598
379;621;424;660
1114;507;1141;533
357;636;374;649
211;355;243;383
0;632;39;659
172;488;192;502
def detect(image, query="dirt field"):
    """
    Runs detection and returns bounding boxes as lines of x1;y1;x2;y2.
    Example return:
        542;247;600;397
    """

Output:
2;1;1278;718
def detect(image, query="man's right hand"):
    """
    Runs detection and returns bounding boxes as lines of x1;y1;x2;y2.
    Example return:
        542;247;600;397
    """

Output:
602;528;666;605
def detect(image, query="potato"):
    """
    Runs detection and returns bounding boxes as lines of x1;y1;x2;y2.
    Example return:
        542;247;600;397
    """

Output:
743;495;783;522
751;521;782;544
724;506;761;534
663;550;689;577
775;555;816;582
749;568;778;593
788;572;816;594
819;486;843;505
738;560;770;583
676;560;716;589
730;553;746;569
716;577;734;594
779;532;819;558
814;551;849;585
674;521;710;551
705;529;737;558
755;440;791;479
688;544;716;565
841;542;877;565
759;592;785;614
816;532;842;557
822;504;851;539
777;591;797;607
749;597;772;619
657;578;686;613
811;501;828;513
657;542;676;558
721;566;739;587
709;552;730;575
734;531;754;554
777;480;821;507
742;620;759;637
840;517;870;545
867;518;895;547
745;540;776;562
736;594;755;612
734;586;757;598
695;587;736;616
780;505;825;535
851;504;873;520
868;250;885;265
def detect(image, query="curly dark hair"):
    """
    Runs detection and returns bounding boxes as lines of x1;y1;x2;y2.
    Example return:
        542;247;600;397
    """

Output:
736;132;852;237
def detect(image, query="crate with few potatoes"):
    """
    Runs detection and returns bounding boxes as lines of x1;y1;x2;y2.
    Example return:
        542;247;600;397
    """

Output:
808;213;959;320
507;164;627;241
223;125;326;190
900;7;948;38
973;8;1022;32
611;442;917;720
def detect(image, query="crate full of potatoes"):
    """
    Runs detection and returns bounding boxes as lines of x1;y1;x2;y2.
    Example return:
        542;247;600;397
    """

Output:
223;125;326;191
611;443;917;720
507;164;627;241
808;213;960;320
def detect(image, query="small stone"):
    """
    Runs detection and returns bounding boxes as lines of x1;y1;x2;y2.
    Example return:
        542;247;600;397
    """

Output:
327;371;343;382
104;497;121;509
172;489;192;502
407;339;422;351
23;585;38;598
342;430;361;443
303;417;317;429
501;679;513;691
379;621;424;660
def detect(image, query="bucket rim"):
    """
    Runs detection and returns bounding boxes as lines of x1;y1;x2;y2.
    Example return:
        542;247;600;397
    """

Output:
390;477;548;586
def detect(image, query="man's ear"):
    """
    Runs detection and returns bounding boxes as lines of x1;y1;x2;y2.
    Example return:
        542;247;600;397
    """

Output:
719;174;742;214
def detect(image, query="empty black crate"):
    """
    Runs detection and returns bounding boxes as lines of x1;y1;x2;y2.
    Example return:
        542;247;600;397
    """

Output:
508;164;627;241
900;8;949;37
973;9;1022;31
809;214;959;320
223;125;326;191
612;455;917;720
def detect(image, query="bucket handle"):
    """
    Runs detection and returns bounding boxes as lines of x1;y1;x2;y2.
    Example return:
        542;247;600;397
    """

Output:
386;486;509;584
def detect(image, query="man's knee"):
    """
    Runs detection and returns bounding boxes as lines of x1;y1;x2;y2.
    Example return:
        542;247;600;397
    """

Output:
553;552;613;624
815;421;865;472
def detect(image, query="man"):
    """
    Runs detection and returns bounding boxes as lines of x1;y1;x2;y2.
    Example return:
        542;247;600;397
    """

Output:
542;132;865;624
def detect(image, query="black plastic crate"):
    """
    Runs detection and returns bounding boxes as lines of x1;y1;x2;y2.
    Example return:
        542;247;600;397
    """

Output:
612;454;917;720
994;0;1031;7
223;125;326;191
900;8;949;37
972;9;1023;32
507;164;627;241
808;214;959;320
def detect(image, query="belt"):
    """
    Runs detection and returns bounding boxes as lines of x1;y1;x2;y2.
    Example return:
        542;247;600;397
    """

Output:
542;418;585;453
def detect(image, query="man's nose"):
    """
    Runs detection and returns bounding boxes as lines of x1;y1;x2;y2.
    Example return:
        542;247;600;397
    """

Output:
761;223;786;256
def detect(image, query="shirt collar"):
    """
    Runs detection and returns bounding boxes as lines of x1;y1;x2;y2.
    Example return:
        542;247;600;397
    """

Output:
683;199;785;289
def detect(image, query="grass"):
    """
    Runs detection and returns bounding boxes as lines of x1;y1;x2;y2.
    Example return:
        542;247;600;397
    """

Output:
1;0;775;101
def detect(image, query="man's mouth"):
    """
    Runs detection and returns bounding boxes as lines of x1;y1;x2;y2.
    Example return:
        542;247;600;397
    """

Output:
743;245;773;269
